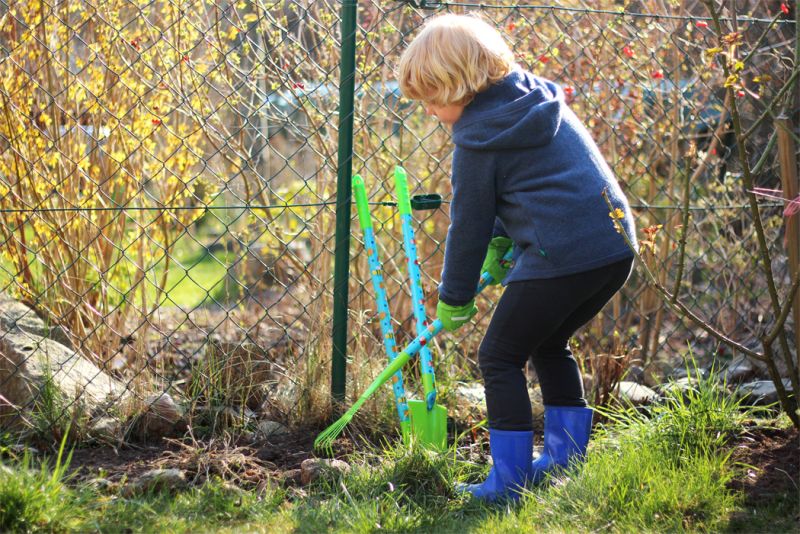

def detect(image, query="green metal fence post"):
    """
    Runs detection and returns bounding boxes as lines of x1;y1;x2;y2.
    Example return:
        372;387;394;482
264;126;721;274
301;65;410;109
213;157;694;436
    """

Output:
331;0;358;403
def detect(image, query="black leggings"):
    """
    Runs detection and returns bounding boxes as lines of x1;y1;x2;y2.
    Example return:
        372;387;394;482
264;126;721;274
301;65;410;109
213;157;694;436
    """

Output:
478;257;633;431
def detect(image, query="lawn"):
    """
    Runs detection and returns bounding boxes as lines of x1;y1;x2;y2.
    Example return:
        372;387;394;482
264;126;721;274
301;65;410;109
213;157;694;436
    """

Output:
2;375;798;533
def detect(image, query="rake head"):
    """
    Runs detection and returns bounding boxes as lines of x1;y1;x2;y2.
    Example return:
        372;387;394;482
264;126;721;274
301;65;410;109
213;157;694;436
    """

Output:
314;406;356;453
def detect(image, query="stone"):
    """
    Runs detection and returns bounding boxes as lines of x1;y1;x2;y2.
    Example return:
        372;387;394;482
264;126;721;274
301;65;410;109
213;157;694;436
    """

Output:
529;386;544;419
257;420;289;438
300;458;351;486
454;383;485;406
657;377;698;397
218;406;256;429
0;294;74;349
625;365;646;385
452;383;486;420
86;477;116;493
89;416;122;442
618;381;659;406
131;393;186;440
736;379;794;406
122;468;188;496
670;367;709;380
720;355;756;384
280;468;303;487
0;330;129;429
453;382;544;420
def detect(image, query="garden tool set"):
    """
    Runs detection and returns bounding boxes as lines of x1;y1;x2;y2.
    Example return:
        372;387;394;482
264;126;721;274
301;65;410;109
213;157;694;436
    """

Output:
315;170;513;451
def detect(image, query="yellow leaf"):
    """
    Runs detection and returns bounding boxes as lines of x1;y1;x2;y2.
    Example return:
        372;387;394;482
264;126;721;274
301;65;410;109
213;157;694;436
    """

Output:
608;208;625;219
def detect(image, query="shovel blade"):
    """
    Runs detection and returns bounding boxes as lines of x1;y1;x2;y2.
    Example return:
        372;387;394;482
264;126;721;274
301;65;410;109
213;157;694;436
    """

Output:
407;400;448;451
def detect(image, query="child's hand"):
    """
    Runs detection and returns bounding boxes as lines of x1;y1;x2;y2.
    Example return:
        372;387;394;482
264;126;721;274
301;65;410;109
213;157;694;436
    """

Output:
437;299;478;332
482;236;513;284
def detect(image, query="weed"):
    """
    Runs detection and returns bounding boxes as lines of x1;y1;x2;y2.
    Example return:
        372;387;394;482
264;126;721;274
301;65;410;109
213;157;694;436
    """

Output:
27;361;89;446
0;431;85;532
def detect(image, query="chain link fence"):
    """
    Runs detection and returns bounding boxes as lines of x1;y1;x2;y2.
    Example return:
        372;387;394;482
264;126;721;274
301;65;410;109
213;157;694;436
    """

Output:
0;0;796;444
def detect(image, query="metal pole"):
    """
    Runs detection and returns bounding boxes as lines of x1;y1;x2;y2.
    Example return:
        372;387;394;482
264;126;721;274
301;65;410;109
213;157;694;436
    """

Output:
331;0;357;403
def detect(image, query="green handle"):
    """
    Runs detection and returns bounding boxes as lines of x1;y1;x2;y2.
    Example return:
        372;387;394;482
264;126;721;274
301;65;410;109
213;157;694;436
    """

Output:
393;166;412;216
351;351;412;412
352;174;372;230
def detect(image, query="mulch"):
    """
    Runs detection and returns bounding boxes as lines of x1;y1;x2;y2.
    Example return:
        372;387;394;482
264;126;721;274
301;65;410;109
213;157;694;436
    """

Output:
727;423;799;506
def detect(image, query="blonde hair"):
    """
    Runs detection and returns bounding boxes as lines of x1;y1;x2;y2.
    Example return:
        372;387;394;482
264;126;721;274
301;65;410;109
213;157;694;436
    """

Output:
398;14;515;106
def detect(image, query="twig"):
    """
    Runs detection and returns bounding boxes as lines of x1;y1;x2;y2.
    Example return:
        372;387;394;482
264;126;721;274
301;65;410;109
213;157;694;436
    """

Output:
602;189;764;362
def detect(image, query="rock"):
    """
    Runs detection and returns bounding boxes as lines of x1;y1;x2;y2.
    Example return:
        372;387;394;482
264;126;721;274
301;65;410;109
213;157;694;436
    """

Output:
657;377;698;398
529;386;544;420
0;329;129;429
89;416;122;442
122;468;188;496
452;383;486;420
719;355;756;384
300;458;351;486
670;367;709;380
240;431;258;444
218;406;257;428
618;381;659;406
280;468;303;487
257;420;289;438
86;477;116;493
736;379;794;406
625;365;646;385
455;383;485;407
454;382;543;419
0;294;72;348
581;373;594;395
130;393;186;440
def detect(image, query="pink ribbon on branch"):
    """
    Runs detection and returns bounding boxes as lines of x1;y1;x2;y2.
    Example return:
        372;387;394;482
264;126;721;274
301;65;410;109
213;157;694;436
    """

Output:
750;188;800;217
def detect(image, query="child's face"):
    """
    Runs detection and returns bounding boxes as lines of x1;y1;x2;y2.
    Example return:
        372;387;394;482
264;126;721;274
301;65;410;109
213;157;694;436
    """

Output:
423;102;464;126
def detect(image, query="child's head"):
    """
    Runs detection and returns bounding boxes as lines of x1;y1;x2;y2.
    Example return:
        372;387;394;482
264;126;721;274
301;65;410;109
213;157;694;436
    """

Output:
398;13;515;108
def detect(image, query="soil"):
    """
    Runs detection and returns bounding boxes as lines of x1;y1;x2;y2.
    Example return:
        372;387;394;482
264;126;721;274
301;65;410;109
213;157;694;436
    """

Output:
68;425;355;489
727;422;799;517
66;420;800;507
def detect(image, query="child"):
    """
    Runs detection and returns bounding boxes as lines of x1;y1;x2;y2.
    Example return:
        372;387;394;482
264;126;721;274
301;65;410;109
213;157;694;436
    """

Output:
398;14;637;502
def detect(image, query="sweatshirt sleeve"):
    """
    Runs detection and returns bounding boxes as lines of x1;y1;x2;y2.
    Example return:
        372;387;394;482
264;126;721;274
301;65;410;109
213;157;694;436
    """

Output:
438;147;497;306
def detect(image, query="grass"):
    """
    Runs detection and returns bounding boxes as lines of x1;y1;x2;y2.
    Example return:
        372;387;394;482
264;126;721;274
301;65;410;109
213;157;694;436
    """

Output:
0;433;84;533
0;223;241;310
153;244;241;308
1;373;795;533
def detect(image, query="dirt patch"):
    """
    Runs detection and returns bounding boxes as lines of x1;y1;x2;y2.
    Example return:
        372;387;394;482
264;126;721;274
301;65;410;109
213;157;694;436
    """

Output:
68;426;355;489
728;423;799;507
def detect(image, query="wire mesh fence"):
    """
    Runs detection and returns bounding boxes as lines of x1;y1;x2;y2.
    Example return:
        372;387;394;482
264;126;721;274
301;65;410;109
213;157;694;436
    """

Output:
0;0;796;445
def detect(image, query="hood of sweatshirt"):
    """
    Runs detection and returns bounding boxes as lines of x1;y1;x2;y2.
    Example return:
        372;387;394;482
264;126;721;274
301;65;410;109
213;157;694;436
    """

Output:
452;69;563;150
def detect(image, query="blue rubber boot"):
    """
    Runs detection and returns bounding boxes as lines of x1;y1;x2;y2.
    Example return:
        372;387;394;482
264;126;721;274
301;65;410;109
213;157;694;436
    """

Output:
460;429;534;502
530;406;593;484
